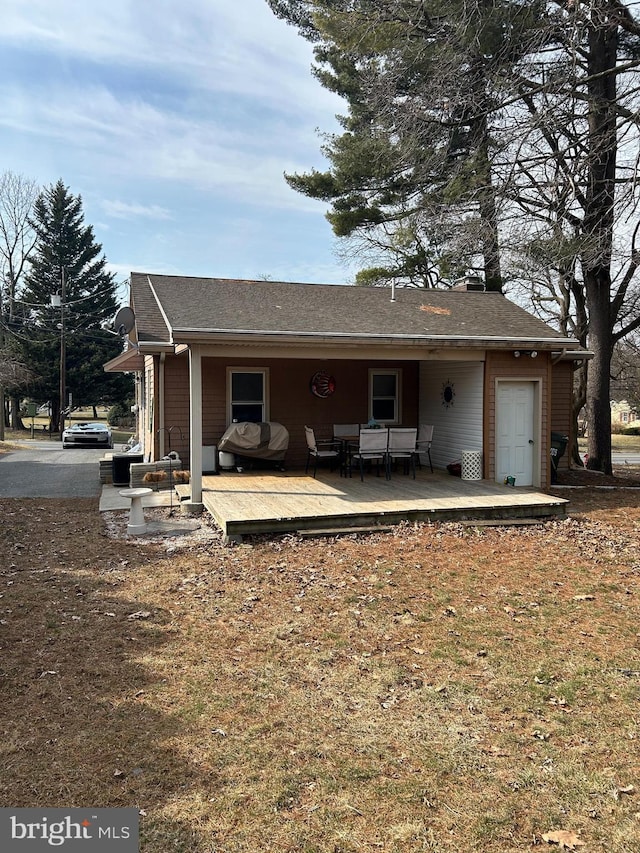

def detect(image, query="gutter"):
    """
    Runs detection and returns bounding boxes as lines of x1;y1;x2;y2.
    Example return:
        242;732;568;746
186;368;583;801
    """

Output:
170;328;581;349
552;348;594;365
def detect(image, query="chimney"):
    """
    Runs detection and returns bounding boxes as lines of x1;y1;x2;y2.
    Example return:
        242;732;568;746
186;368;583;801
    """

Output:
452;275;485;292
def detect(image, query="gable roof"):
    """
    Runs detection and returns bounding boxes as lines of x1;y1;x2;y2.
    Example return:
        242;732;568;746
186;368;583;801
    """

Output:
129;272;581;351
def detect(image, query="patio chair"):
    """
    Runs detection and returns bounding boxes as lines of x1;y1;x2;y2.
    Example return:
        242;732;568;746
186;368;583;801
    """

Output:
416;424;434;472
387;427;418;479
350;428;389;481
304;426;341;478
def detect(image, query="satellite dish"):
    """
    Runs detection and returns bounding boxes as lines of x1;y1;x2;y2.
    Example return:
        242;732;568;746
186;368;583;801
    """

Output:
113;306;135;336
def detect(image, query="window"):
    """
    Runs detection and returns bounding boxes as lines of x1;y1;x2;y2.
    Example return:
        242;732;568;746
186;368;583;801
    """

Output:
228;369;268;423
369;369;400;423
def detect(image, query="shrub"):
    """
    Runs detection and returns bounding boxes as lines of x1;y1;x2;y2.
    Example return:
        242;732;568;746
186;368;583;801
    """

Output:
107;402;130;426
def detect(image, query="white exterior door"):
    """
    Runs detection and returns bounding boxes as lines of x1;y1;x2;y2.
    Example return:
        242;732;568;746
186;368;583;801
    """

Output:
496;381;536;486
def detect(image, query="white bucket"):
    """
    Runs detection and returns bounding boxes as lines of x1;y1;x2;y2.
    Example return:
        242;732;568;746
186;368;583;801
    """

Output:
218;451;236;470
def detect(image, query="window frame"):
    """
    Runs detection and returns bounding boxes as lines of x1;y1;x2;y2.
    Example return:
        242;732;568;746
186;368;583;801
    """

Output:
369;368;401;425
226;367;269;424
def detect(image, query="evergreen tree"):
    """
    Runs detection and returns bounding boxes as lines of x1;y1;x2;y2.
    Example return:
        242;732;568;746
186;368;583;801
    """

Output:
20;180;131;431
268;0;548;292
268;0;640;474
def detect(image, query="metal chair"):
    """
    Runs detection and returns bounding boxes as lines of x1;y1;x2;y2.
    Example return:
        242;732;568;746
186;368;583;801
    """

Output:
350;428;389;480
387;427;418;479
304;426;341;477
416;424;434;472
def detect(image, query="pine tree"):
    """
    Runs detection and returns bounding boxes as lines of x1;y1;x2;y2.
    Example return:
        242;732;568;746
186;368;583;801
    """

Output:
268;0;640;473
20;180;131;431
269;0;548;292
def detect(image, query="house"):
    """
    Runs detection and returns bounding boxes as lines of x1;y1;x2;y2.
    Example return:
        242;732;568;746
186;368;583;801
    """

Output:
105;273;587;506
610;400;638;429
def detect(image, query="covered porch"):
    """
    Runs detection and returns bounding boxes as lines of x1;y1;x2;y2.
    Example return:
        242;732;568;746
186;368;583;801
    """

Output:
176;467;567;542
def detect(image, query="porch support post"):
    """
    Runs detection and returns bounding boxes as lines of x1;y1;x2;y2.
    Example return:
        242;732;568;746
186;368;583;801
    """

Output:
158;353;166;457
189;345;203;504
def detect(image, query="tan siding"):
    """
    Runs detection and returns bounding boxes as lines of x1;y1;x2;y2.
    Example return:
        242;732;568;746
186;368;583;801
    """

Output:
484;351;551;489
147;348;571;484
550;362;574;472
197;357;419;469
161;354;191;463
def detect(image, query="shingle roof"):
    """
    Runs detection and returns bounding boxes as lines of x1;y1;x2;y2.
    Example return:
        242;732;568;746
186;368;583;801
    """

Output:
129;273;580;349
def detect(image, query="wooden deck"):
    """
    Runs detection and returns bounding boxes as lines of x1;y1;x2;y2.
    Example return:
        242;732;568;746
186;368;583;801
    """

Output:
181;468;568;542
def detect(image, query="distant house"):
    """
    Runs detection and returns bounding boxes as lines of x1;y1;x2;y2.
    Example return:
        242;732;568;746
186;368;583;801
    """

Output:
611;400;638;428
105;274;589;503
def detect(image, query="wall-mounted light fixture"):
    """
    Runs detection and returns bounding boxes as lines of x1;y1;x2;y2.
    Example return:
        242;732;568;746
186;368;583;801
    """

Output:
513;350;538;359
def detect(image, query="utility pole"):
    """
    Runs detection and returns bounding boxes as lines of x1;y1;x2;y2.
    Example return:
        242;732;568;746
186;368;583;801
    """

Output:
59;267;66;437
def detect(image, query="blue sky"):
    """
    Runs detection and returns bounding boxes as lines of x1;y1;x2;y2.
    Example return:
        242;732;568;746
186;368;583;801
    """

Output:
0;0;348;301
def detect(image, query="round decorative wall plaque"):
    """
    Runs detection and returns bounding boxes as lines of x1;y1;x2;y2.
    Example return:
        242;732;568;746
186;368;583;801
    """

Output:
441;380;455;408
310;371;336;398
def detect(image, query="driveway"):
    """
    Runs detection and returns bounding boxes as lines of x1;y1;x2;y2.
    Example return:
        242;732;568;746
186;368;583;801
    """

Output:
0;439;103;498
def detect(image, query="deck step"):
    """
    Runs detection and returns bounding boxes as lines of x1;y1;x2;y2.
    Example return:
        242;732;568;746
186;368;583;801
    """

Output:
459;517;550;528
297;525;394;538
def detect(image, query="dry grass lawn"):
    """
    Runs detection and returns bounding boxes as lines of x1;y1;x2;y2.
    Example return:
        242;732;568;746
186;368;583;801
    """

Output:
1;479;639;851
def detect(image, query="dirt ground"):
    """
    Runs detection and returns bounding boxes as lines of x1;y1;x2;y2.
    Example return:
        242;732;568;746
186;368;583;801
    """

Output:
1;464;639;852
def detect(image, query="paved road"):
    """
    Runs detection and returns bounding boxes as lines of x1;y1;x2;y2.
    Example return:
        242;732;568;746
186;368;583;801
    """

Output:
612;452;640;465
0;439;104;498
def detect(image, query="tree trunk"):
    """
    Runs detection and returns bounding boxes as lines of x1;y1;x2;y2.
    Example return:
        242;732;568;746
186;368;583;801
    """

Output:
582;3;618;475
571;359;588;467
51;399;61;434
10;393;25;431
585;273;613;473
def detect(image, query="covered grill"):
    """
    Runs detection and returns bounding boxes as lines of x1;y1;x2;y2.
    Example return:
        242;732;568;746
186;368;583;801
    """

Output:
218;422;289;470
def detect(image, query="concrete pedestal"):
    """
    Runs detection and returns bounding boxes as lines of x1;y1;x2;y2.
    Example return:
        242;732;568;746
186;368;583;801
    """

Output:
119;487;153;534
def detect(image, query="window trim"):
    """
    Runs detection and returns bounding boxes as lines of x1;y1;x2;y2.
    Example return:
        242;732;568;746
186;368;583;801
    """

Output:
226;367;269;424
369;368;401;425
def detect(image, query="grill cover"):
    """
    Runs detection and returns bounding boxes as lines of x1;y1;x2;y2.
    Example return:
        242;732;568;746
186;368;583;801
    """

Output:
218;422;289;462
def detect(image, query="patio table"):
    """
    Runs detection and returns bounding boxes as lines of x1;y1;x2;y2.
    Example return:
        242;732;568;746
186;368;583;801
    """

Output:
333;434;359;477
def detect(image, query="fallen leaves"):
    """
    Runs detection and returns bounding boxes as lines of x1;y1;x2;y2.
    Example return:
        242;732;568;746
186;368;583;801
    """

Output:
615;784;635;798
420;304;451;315
541;829;586;849
127;610;152;620
2;494;640;853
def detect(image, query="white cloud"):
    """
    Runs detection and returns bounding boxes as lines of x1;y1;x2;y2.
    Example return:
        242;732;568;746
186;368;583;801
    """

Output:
0;81;330;213
0;0;342;120
0;0;348;284
101;200;172;221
